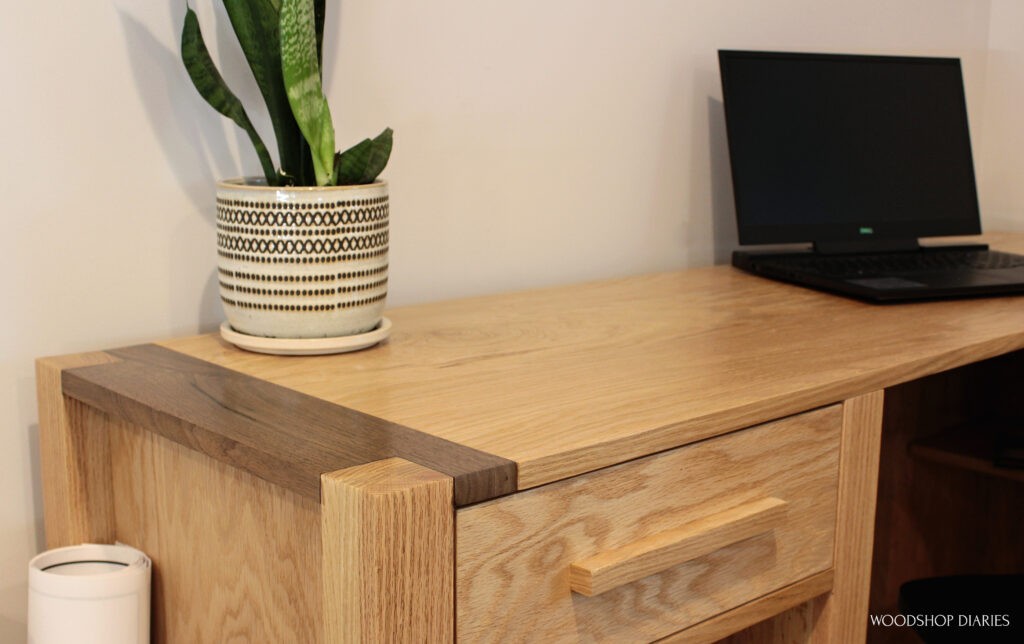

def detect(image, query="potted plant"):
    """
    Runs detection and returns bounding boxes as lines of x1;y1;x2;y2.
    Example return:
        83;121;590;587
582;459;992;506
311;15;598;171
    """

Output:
181;0;392;342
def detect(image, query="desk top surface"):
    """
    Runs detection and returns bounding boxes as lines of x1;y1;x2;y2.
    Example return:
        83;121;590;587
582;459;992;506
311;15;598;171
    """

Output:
156;233;1024;489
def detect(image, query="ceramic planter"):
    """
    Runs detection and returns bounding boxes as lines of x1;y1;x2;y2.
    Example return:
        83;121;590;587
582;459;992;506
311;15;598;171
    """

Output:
216;179;389;339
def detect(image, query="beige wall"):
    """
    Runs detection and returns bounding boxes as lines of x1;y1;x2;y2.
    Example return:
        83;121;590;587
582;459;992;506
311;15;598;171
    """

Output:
978;0;1024;229
1;0;1019;639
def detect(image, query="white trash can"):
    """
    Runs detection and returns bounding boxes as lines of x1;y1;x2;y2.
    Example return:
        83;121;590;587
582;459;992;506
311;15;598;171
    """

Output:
28;543;151;644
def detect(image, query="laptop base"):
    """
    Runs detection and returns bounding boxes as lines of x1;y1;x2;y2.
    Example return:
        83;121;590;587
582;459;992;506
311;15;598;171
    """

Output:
733;244;1024;303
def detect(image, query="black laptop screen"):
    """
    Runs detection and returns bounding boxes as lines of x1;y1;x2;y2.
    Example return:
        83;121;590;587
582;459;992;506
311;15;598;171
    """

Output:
718;50;982;245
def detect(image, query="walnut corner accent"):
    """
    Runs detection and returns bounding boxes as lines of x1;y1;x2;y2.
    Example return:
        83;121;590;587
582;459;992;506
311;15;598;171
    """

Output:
36;232;1024;642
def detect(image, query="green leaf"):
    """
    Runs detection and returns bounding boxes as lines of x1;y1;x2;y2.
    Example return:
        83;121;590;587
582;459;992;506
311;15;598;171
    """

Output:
333;138;372;185
333;128;394;185
180;7;278;185
296;0;323;186
314;0;326;65
280;0;335;186
358;127;393;184
223;0;309;182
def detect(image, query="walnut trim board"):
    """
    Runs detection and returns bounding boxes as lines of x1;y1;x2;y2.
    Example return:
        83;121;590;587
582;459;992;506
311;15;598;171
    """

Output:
59;343;515;507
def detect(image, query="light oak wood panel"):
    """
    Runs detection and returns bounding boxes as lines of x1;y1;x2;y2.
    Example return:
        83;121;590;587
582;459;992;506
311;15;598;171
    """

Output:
569;496;789;597
322;458;453;643
108;417;322;643
810;391;885;642
456;406;842;642
720;392;886;644
162;234;1024;490
36;352;120;547
663;570;833;643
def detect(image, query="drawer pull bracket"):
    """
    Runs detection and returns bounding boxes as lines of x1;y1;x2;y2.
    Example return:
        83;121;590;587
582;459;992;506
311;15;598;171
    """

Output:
568;496;788;597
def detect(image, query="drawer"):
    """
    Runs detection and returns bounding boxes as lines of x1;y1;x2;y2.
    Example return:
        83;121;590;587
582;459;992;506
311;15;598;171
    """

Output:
456;405;842;642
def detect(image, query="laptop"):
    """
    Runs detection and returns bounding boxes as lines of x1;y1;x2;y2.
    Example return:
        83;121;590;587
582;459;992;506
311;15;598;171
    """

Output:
718;50;1024;302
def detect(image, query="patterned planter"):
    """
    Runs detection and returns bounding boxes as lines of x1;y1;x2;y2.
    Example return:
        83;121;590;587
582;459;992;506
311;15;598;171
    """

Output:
216;179;389;339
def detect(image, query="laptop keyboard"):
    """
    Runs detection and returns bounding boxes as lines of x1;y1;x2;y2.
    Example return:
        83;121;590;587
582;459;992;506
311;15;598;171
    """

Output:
759;249;1024;278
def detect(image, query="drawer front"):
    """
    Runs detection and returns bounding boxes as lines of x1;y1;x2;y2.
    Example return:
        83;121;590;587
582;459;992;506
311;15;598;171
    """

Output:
456;405;842;642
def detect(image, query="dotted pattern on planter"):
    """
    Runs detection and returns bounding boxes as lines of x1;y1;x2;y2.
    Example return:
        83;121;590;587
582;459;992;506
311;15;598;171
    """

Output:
219;278;388;298
217;247;388;264
216;220;389;237
217;265;389;283
217;195;387;209
221;292;387;312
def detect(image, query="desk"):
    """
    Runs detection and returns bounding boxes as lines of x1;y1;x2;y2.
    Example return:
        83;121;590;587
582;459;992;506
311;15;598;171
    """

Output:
37;233;1024;642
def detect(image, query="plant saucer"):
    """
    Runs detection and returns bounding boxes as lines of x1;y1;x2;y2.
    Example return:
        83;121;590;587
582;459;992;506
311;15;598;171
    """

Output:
219;318;391;356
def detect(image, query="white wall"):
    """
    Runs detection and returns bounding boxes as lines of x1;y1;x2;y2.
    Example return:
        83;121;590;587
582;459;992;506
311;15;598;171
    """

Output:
1;0;1019;639
978;0;1024;229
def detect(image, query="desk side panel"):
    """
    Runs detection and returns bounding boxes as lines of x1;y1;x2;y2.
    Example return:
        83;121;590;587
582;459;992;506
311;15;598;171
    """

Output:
109;417;322;643
36;352;120;547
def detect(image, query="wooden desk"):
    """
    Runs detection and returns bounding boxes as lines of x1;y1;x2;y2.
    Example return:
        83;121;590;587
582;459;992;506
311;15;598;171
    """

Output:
36;233;1024;642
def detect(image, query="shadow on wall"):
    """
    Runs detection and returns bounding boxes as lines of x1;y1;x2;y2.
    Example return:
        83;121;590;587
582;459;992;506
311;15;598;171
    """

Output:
199;267;222;333
118;7;248;333
27;422;44;555
708;96;738;265
116;9;233;220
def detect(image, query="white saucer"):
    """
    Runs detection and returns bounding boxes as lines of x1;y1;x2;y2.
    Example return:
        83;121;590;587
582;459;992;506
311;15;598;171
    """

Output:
219;318;392;356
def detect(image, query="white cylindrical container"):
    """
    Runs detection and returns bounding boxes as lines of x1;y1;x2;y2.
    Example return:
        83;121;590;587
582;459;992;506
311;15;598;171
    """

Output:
28;543;151;644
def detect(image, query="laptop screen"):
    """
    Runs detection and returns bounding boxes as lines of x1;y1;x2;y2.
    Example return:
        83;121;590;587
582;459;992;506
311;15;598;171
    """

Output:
718;50;982;246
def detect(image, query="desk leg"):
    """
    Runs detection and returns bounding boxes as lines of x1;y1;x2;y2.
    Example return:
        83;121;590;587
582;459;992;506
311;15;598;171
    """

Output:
811;390;885;642
321;458;454;643
35;353;119;547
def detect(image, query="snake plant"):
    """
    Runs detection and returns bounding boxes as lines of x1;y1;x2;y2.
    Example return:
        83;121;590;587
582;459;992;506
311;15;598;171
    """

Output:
181;0;392;186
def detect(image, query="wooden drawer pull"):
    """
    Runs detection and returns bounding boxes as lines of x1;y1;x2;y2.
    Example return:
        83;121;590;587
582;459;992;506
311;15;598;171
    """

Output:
568;497;788;597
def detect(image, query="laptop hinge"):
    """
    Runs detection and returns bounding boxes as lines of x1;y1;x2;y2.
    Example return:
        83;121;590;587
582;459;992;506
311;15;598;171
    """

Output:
813;237;921;255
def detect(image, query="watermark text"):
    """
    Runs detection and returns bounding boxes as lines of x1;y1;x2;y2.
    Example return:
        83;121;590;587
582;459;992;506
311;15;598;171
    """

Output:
870;613;1011;628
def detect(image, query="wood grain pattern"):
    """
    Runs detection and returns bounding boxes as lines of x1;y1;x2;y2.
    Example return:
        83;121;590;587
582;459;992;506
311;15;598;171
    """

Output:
37;233;1024;644
811;390;885;643
108;415;322;643
161;233;1024;491
456;406;842;642
569;497;788;597
62;343;513;506
664;570;833;643
321;458;453;643
36;351;120;547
